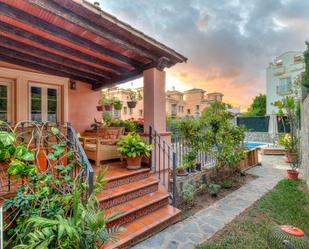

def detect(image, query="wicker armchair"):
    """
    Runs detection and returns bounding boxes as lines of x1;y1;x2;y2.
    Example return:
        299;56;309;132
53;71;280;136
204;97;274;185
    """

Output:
80;127;124;166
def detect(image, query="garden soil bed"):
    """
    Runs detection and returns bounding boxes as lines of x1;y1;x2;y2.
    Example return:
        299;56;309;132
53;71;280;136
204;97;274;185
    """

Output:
179;173;258;219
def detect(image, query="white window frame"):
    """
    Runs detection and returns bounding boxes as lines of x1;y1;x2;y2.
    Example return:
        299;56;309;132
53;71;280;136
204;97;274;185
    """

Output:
29;82;61;123
0;78;13;123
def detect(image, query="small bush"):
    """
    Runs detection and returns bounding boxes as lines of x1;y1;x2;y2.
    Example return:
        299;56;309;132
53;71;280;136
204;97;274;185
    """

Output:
222;179;233;189
196;183;207;195
207;183;221;196
180;183;196;206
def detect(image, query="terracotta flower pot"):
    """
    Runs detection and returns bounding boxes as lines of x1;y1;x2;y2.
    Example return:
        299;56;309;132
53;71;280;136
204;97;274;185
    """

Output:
287;169;299;180
176;168;188;176
284;152;298;163
96;105;103;111
103;104;113;111
127;101;137;108
126;156;142;170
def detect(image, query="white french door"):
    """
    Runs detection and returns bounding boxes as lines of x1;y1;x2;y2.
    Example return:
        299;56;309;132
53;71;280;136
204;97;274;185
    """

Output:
29;83;61;123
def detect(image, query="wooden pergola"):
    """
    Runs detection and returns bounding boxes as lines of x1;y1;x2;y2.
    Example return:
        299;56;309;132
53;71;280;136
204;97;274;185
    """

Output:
0;0;187;90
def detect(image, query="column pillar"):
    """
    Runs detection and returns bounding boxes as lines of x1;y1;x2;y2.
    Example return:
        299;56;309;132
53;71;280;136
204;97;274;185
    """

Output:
143;67;166;134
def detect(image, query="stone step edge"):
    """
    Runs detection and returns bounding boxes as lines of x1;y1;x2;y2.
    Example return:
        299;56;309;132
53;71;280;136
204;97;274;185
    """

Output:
104;170;151;190
106;192;170;227
98;180;159;209
103;206;181;249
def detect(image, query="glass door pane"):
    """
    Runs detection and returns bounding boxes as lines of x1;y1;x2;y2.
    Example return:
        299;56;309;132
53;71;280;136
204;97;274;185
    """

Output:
31;86;42;122
47;88;57;123
0;85;8;121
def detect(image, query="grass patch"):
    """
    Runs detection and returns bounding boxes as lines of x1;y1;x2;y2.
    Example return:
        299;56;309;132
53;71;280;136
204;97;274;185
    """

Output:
199;179;309;249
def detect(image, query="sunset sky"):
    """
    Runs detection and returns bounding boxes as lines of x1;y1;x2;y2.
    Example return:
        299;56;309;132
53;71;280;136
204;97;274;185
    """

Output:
96;0;309;110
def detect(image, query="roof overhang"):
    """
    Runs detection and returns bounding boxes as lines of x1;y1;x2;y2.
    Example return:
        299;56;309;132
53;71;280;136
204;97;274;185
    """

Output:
0;0;187;90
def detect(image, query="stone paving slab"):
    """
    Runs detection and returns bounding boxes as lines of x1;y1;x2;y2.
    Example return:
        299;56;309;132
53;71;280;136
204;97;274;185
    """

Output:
132;155;288;249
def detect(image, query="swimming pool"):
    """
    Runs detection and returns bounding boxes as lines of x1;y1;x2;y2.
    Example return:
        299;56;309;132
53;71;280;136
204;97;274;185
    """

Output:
244;142;267;149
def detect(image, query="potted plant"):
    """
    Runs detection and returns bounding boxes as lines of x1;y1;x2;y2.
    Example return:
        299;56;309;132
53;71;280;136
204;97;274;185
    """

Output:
127;90;142;108
273;96;300;164
99;95;113;111
287;158;299;180
278;133;298;163
183;150;197;173
113;98;123;111
176;165;188;176
102;111;113;127
117;133;152;170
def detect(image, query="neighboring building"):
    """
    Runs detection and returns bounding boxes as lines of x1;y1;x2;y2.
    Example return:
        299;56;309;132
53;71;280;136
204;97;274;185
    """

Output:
106;86;224;119
266;51;305;115
102;87;144;120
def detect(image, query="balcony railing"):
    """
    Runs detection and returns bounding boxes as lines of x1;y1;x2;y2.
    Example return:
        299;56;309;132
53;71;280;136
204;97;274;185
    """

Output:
0;122;93;198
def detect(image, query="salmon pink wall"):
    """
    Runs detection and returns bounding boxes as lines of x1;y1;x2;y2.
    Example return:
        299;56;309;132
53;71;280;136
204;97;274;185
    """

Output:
68;81;101;133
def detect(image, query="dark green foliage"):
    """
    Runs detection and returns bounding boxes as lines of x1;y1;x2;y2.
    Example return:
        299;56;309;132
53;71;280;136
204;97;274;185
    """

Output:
2;122;122;248
221;179;233;189
242;94;266;117
207;183;221;196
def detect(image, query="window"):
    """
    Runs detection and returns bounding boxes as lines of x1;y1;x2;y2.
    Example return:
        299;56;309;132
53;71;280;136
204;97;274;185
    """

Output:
0;79;12;122
187;109;191;115
114;109;120;118
278;77;292;94
171;104;177;116
196;105;200;110
129;108;133;115
139;109;143;117
29;83;61;122
123;106;127;115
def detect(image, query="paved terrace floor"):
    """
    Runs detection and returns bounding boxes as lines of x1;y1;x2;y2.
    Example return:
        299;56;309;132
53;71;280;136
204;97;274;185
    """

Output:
132;154;289;249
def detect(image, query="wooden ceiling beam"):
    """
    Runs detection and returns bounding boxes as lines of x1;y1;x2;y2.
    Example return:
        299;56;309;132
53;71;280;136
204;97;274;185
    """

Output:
1;35;115;79
27;0;160;62
0;46;107;84
0;2;143;69
0;54;97;85
92;62;157;91
0;21;129;75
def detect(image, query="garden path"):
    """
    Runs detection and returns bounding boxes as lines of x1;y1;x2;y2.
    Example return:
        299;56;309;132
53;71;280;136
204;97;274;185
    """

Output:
132;154;289;249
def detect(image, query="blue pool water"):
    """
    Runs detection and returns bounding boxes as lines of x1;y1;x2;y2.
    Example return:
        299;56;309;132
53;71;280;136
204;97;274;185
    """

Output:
244;142;266;149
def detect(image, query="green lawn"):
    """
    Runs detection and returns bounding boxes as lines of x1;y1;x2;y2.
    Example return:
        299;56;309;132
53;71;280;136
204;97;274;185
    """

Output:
199;179;309;249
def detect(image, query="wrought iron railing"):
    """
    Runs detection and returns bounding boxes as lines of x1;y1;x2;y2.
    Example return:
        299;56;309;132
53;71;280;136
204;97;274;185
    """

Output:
171;133;216;169
149;126;177;206
0;122;94;197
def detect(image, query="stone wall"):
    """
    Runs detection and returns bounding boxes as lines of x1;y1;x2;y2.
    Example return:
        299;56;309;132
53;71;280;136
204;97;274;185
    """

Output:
244;132;281;143
174;149;260;200
301;95;309;187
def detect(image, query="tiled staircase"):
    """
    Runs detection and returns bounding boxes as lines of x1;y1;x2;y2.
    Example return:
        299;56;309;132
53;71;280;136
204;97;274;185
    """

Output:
96;163;181;249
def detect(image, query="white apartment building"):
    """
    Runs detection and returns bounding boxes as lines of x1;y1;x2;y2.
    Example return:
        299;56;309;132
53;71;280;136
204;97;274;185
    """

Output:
266;51;305;115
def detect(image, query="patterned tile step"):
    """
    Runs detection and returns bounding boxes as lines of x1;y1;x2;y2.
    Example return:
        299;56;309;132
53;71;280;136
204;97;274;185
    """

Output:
104;168;151;190
97;178;159;209
106;190;169;227
103;205;181;249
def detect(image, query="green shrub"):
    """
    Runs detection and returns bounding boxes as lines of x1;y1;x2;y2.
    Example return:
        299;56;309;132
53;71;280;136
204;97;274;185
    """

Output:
180;183;196;206
207;183;221;196
221;179;233;189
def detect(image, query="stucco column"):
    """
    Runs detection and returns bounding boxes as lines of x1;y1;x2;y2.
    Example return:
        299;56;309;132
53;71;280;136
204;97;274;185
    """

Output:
143;68;166;134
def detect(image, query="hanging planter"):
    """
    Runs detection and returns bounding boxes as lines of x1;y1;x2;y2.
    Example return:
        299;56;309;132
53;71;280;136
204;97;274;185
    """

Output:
96;105;103;112
127;89;142;109
103;104;113;111
127;101;137;108
113;100;123;110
